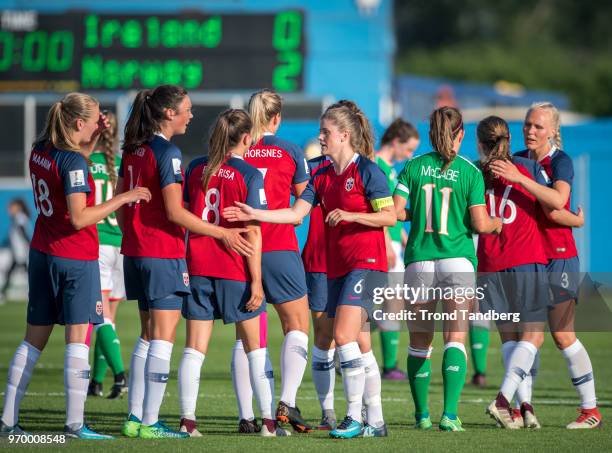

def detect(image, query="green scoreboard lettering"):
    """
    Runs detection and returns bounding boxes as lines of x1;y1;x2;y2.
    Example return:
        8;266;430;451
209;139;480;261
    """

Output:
0;10;305;92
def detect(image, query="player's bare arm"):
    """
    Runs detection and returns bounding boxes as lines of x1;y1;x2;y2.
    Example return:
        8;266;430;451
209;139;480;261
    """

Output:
161;182;253;257
325;205;396;228
544;206;584;228
223;197;312;225
393;194;412;222
244;221;263;312
489;160;570;210
469;204;502;234
67;186;151;231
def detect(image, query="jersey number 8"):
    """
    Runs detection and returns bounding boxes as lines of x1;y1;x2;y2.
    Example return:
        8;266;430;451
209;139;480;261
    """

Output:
202;188;220;225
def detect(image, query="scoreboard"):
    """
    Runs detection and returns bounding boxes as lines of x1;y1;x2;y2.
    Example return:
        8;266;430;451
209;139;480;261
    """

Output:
0;9;305;92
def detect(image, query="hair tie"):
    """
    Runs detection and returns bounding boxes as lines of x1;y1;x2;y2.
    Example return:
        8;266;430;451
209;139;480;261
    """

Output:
452;120;463;135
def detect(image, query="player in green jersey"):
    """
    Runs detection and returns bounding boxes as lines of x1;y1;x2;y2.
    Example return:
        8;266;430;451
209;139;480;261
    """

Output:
375;119;420;380
393;107;502;431
87;112;127;400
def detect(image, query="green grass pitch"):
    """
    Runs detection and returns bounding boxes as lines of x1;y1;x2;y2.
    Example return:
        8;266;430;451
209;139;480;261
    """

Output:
0;300;610;451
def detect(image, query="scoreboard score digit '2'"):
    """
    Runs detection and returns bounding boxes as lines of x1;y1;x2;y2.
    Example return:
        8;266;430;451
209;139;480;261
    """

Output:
0;10;305;92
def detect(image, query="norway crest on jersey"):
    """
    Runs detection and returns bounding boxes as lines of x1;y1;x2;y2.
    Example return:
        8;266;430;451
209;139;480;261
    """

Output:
345;177;355;192
183;272;190;287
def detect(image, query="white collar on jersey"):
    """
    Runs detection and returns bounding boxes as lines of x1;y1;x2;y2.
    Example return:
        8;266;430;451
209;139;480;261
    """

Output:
334;152;359;175
230;153;244;160
263;131;274;136
155;132;169;141
531;145;557;162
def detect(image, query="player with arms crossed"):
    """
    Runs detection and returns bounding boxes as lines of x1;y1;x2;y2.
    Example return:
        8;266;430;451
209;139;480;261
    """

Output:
233;89;312;433
87;112;128;400
393;106;502;432
118;85;253;439
226;100;395;439
0;93;150;439
475;116;582;429
490;102;600;429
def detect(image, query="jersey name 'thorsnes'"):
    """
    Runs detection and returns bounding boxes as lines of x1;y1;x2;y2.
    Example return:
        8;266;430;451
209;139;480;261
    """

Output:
394;152;485;270
244;134;309;253
301;156;332;273
119;135;185;258
184;156;266;281
300;154;392;279
90;152;122;248
477;156;548;272
515;148;578;260
30;142;98;260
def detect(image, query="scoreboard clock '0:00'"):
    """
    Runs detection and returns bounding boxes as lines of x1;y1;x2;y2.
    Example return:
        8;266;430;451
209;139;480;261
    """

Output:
0;10;305;92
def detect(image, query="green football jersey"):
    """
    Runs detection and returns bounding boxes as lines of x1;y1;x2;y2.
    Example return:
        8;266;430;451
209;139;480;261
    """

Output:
90;152;122;247
394;152;485;269
376;156;403;242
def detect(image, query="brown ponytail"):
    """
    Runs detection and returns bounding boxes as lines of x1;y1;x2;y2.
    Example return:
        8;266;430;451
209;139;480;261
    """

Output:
429;106;463;172
477;116;511;185
97;111;119;187
202;109;253;192
321;100;375;159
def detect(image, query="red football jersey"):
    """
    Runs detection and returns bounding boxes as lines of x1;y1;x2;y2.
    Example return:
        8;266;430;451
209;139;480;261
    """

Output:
244;134;309;252
29;143;98;260
477;156;548;272
119;135;186;258
301;156;331;273
300;154;392;279
515;149;578;259
184;156;266;281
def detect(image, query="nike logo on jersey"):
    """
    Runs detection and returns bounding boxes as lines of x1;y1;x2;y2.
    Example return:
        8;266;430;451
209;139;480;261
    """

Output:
445;365;460;372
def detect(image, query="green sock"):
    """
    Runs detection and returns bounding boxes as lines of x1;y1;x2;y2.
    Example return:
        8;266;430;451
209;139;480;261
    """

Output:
442;344;467;418
407;352;431;419
380;331;400;370
97;323;125;376
92;334;108;383
469;325;490;375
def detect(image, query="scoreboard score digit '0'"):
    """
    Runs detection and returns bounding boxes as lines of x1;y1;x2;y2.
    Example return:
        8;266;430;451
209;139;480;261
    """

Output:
0;9;305;92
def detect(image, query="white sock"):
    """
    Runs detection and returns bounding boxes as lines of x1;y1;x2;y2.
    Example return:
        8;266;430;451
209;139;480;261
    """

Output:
500;341;538;403
178;348;205;420
231;340;254;420
562;339;597;409
338;342;365;422
362;350;384;428
128;337;149;420
279;330;308;407
64;343;90;428
311;346;335;411
247;348;274;420
516;350;539;406
1;341;41;426
142;340;173;426
501;341;517;406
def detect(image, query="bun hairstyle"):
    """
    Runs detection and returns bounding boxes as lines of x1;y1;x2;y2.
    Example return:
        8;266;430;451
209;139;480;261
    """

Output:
381;118;419;146
477;116;511;185
36;92;99;152
202;109;253;193
123;84;188;150
527;102;562;149
248;89;282;143
97;111;119;187
429;106;463;172
321;100;375;160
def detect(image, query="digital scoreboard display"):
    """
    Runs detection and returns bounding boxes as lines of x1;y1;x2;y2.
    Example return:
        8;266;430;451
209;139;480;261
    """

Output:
0;10;305;92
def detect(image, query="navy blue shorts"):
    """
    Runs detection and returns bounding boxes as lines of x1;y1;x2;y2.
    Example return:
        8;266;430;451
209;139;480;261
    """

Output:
27;248;103;326
327;269;387;319
183;276;266;324
478;263;549;324
306;272;328;312
124;256;191;311
546;257;580;305
262;251;307;304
